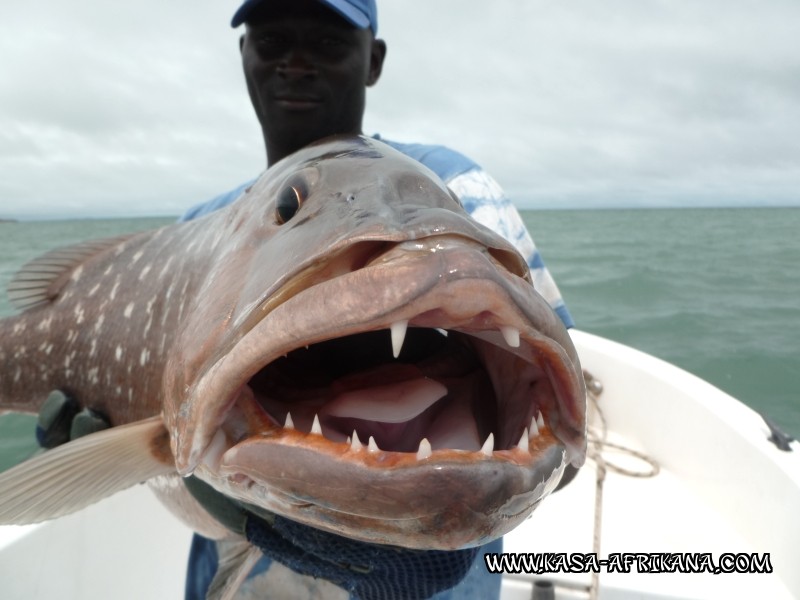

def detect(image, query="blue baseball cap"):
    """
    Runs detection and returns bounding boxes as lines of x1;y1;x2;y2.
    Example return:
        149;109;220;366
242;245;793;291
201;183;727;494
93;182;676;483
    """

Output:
231;0;378;33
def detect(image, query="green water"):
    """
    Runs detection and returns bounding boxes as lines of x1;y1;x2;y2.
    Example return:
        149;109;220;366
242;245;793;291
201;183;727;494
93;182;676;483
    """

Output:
0;209;798;472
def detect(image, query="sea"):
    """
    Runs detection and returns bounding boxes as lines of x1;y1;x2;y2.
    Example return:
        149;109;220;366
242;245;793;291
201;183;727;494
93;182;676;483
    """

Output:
0;208;798;471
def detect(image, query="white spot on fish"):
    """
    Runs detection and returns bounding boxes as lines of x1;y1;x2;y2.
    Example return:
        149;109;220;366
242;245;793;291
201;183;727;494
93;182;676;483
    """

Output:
116;386;122;396
88;283;101;297
74;303;85;325
71;265;84;282
140;348;150;366
110;278;121;301
116;345;123;361
139;264;152;281
12;322;26;335
131;250;144;265
158;256;174;279
89;339;97;357
36;316;53;332
124;302;134;318
94;313;105;334
14;367;21;383
87;367;99;385
103;264;114;277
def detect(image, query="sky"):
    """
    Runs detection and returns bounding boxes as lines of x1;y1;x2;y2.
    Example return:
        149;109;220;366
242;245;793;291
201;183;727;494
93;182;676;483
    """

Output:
1;0;799;219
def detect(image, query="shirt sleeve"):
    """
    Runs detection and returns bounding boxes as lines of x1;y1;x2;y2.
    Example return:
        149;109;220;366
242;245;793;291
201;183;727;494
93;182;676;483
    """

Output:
446;168;575;329
178;180;256;223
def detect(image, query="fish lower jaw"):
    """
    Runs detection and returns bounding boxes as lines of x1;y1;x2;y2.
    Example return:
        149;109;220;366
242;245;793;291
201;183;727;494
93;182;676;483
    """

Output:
193;423;569;550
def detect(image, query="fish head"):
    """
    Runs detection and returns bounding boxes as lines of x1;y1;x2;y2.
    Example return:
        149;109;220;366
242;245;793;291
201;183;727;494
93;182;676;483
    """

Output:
165;135;586;550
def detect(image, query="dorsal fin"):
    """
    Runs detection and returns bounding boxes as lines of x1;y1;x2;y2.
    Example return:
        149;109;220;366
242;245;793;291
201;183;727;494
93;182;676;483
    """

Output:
6;233;139;311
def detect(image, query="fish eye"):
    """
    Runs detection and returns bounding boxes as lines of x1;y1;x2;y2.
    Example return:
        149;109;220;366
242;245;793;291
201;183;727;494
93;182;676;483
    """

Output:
276;185;303;224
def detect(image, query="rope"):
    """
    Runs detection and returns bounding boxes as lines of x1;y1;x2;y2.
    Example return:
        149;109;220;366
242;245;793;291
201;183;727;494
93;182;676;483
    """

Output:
582;370;660;600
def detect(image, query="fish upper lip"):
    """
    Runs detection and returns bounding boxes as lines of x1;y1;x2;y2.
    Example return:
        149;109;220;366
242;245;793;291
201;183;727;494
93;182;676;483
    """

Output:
178;237;586;475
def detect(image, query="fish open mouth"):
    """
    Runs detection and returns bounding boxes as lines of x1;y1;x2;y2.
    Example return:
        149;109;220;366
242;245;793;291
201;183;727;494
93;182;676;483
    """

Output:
240;326;561;456
180;236;586;548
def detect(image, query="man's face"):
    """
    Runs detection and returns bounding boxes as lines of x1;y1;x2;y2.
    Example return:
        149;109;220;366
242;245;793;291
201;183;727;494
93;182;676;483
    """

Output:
241;0;385;158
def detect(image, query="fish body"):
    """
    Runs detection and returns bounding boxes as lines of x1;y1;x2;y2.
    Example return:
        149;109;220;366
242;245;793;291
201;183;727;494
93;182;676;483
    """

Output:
0;136;585;554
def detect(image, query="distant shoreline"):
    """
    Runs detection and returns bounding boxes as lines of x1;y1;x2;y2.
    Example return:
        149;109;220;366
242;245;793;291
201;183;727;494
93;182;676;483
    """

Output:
0;218;19;223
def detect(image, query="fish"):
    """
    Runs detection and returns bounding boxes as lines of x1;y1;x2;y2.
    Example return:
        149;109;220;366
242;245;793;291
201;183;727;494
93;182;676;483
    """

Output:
0;135;586;594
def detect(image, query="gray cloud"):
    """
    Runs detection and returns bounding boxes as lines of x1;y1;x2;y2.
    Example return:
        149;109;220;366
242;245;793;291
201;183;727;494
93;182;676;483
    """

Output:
1;0;798;218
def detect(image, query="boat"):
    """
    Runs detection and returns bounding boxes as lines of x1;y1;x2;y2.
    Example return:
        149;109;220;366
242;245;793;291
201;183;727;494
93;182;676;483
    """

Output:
1;330;798;599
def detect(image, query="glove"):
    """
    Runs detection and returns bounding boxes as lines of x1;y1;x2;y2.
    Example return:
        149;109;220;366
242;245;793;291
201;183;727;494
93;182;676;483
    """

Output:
36;390;110;448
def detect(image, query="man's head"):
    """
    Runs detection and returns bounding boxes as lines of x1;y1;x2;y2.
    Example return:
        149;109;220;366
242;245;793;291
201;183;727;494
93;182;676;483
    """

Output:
233;0;387;166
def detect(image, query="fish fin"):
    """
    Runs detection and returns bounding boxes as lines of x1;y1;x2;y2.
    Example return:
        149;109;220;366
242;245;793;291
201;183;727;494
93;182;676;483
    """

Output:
7;233;140;311
0;416;175;525
207;538;262;600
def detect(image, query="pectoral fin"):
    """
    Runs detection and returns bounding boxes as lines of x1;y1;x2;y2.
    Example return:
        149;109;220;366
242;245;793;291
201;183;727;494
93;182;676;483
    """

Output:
0;416;175;525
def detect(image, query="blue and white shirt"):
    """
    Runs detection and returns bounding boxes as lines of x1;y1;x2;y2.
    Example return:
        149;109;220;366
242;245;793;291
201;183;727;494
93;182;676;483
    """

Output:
181;136;574;329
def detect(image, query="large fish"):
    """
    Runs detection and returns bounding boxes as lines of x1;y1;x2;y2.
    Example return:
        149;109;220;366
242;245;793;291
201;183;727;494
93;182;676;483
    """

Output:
0;135;585;595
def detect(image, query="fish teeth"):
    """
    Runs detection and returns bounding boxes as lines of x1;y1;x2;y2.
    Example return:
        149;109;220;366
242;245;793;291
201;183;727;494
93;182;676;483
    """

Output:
390;320;409;358
416;438;432;460
500;326;520;348
517;428;530;453
480;433;494;457
284;412;294;430
536;411;544;429
311;414;322;435
351;430;363;451
529;415;539;438
368;436;380;453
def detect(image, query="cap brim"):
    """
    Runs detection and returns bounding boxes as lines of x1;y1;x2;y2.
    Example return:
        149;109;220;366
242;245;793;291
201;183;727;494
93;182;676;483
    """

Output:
231;0;371;29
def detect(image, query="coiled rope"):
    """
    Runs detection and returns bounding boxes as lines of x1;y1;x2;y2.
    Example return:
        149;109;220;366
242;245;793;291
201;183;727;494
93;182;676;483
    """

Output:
583;370;660;600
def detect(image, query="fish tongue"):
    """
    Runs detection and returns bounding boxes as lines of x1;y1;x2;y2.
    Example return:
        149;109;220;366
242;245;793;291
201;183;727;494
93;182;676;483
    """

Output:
321;377;447;424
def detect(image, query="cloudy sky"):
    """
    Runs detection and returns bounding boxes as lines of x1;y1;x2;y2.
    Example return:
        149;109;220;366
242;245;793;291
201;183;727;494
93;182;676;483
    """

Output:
1;0;798;219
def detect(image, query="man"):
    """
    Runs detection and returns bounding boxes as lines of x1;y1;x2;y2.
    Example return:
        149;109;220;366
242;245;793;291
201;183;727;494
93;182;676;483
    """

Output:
40;1;574;597
182;2;573;599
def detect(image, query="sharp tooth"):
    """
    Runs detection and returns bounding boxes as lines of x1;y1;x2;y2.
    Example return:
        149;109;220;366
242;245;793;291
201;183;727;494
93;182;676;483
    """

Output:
346;436;351;445
368;436;380;453
284;412;294;430
390;320;409;358
311;414;322;435
500;326;520;348
351;430;363;451
416;438;432;460
536;411;544;429
517;428;529;452
480;433;494;457
529;416;539;438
